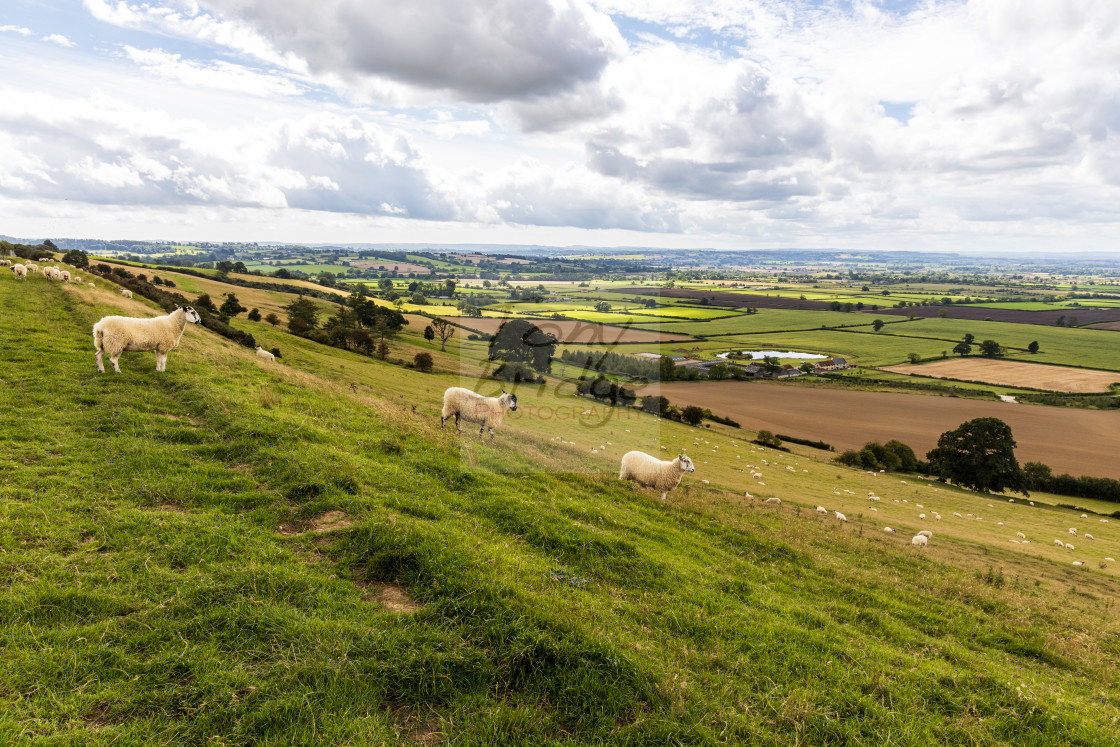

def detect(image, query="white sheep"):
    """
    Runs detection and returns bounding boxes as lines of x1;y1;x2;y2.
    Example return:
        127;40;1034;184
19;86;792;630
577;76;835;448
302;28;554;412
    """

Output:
1085;534;1094;540
917;530;932;538
618;451;695;501
763;497;781;505
92;305;202;373
1016;532;1026;539
1081;513;1088;518
835;512;847;522
1066;543;1075;551
1054;539;1065;547
912;535;927;547
25;263;38;273
60;270;71;282
0;258;9;266
120;288;133;299
255;346;276;362
441;387;518;440
11;264;27;280
73;276;82;283
88;283;95;287
884;527;895;532
816;506;828;514
1069;528;1077;535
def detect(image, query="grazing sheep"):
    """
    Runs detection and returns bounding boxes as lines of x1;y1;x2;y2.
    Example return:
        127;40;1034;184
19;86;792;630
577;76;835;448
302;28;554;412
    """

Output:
1017;532;1026;539
1069;528;1077;535
835;512;847;522
618;451;695;501
92;305;202;373
1054;539;1065;547
1081;513;1088;518
1085;534;1094;540
255;347;275;362
1072;561;1084;566
816;506;828;514
73;276;81;283
11;264;27;280
917;530;933;538
88;283;95;287
25;263;38;273
60;270;71;282
912;535;928;547
919;513;926;520
1066;543;1075;551
1105;558;1116;563
953;512;962;518
0;259;9;266
120;289;133;299
441;387;518;440
884;527;895;532
763;497;781;505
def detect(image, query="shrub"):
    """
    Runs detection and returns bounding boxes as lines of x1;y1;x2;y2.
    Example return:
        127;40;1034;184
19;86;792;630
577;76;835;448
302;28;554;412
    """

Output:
248;308;262;322
755;431;783;449
414;352;434;372
681;405;704;426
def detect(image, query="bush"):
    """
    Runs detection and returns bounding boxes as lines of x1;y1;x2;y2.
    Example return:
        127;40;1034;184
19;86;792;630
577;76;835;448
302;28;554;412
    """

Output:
681;405;704;426
414;352;434;372
777;434;832;450
493;361;541;383
755;431;783;449
270;348;282;359
248;308;262;322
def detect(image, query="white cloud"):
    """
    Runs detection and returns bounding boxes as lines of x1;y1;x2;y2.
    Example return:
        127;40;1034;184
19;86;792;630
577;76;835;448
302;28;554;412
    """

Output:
0;25;33;36
43;34;76;47
122;46;304;96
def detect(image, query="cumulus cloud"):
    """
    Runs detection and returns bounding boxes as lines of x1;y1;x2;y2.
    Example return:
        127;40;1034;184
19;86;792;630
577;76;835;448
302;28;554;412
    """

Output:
43;34;76;47
0;89;460;219
0;25;33;35
122;46;304;96
195;0;625;102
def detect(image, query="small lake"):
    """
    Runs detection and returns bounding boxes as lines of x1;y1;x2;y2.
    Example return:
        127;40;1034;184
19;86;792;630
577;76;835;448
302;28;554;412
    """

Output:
716;350;828;360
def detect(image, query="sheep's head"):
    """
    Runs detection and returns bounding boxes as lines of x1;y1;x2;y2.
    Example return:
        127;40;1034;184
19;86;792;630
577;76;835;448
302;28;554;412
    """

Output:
182;306;202;324
678;455;695;472
506;393;518;411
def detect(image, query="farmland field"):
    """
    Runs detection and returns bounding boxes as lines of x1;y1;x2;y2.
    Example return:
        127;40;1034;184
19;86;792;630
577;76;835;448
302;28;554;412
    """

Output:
645;381;1120;479
452;316;693;343
883;358;1120;393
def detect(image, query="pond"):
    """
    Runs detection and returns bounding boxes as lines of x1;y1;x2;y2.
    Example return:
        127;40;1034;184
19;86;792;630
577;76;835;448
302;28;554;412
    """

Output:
716;350;828;360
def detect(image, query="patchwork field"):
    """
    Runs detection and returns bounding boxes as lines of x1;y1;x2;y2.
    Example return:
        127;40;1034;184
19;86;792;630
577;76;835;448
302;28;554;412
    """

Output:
884;358;1120;394
453;316;694;344
643;381;1120;480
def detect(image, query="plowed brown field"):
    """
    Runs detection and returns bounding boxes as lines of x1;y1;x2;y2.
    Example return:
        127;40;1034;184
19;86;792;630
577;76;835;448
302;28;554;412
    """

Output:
644;381;1120;479
882;359;1120;393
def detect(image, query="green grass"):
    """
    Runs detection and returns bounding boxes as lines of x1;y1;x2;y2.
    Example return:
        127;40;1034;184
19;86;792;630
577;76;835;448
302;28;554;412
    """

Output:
3;272;1120;744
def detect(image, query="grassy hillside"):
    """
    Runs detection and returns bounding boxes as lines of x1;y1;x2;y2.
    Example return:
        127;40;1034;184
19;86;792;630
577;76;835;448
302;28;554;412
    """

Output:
2;270;1120;745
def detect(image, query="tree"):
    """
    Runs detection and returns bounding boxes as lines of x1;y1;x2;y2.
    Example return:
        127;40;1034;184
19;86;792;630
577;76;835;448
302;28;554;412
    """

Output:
62;249;89;268
411;291;427;305
681;405;704;426
285;297;320;334
219;293;247;318
430;317;455;351
799;361;815;374
907;352;921;364
926;417;1027;494
1028;341;1040;354
979;339;1003;357
761;356;782;375
872;319;884;332
963;333;975;345
194;294;219;314
413;352;434;372
488;319;556;374
265;312;281;326
593;301;611;312
247;308;262;322
953;341;972;357
423;325;435;343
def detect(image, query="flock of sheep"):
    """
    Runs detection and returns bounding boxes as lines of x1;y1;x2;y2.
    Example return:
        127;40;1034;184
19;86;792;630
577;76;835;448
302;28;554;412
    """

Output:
8;253;1113;568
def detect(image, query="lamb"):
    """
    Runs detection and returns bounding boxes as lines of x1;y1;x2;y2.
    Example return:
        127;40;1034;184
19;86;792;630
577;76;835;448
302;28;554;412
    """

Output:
912;535;928;547
441;387;518;440
255;347;276;362
92;305;202;373
120;289;133;299
11;264;27;279
618;451;695;501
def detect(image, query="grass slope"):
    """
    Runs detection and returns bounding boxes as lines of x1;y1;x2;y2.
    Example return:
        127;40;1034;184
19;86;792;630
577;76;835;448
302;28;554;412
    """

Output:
2;272;1120;745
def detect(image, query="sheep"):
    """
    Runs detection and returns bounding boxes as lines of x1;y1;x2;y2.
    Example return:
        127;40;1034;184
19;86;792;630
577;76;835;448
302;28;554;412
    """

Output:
255;346;276;362
60;270;71;282
835;512;847;522
618;451;695;501
1105;558;1116;563
953;512;962;518
1069;528;1077;535
1054;540;1065;547
1017;532;1026;539
11;264;27;280
917;530;933;538
911;535;928;547
1066;543;1075;551
0;258;9;266
25;263;38;273
92;305;202;373
441;387;518;440
120;289;133;299
763;497;782;505
884;527;895;532
1081;513;1088;518
1085;534;1094;540
73;276;82;283
816;506;828;514
88;283;95;288
919;513;926;520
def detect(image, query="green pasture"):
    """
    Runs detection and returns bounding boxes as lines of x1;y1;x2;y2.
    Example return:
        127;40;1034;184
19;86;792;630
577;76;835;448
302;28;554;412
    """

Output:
632;308;893;336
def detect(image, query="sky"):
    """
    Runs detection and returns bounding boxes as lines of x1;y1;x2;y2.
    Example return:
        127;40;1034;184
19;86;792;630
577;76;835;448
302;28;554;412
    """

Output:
1;0;1118;253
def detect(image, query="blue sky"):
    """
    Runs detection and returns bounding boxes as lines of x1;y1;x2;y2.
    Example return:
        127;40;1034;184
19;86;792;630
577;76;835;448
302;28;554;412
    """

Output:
1;0;1118;253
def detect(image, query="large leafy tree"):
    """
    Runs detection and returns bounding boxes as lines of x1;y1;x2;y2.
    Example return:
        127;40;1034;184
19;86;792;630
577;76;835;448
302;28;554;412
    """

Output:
926;417;1027;494
488;319;556;373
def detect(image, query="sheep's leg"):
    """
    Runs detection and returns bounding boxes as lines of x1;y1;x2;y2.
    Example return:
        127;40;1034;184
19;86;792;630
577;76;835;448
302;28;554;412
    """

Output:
660;491;667;501
478;425;485;440
156;351;167;372
110;354;121;373
455;413;461;432
96;350;105;373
